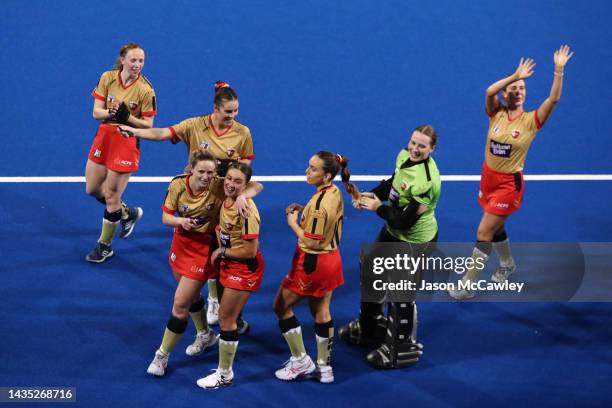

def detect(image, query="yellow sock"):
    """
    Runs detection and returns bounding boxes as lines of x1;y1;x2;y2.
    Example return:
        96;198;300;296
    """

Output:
282;327;307;358
120;201;129;219
315;322;334;366
160;328;184;354
493;239;514;267
218;338;238;371
98;217;119;245
190;310;208;333
207;279;218;299
463;247;489;283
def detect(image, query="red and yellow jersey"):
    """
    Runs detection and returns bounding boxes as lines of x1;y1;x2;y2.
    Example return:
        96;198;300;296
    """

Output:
162;174;225;234
299;184;344;254
168;114;254;161
92;70;157;122
485;107;542;173
217;198;261;250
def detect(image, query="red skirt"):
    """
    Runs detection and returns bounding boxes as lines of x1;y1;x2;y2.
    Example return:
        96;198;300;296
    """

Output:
478;162;524;216
168;229;217;281
282;246;344;297
219;250;264;292
88;124;140;173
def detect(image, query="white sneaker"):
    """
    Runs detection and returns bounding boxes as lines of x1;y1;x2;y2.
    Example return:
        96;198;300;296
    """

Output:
186;329;218;356
491;263;516;283
147;349;169;376
317;364;334;383
207;296;219;326
196;368;234;389
274;354;316;381
448;287;475;300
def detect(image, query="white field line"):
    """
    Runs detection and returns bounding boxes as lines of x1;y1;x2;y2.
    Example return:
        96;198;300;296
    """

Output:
1;175;612;183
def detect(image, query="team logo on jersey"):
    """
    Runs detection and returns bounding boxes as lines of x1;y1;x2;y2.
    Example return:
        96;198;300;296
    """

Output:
94;149;102;158
170;252;176;262
511;129;521;139
493;124;500;134
205;202;215;211
400;182;407;191
246;279;257;288
179;204;189;215
199;141;210;151
226;147;236;157
128;101;138;110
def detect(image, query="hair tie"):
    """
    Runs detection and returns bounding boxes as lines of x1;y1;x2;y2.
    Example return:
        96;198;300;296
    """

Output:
215;81;230;92
335;154;343;165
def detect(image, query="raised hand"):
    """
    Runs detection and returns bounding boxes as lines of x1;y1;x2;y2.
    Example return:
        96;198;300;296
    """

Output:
285;203;304;215
554;45;573;68
514;57;536;80
236;195;252;218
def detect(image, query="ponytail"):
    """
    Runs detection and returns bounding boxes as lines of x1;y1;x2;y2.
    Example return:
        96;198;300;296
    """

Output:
316;151;359;199
214;80;238;108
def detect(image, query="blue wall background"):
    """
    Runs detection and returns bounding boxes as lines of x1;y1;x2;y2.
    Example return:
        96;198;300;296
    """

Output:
1;0;610;177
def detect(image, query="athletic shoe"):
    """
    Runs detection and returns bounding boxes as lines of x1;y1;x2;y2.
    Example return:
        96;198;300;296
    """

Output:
147;349;169;376
237;317;250;336
448;287;475;300
317;364;334;383
274;354;316;381
367;342;423;369
119;207;143;238
196;368;234;389
491;263;516;283
185;329;218;356
206;296;219;325
338;317;386;347
85;242;113;263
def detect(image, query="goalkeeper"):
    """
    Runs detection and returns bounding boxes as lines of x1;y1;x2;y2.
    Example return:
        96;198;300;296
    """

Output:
339;125;441;368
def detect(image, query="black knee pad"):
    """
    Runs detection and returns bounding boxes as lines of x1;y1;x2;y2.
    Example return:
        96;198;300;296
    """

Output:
315;320;334;338
103;209;122;223
220;330;238;342
279;316;300;333
189;297;205;313
475;240;492;256
493;230;508;242
166;315;188;334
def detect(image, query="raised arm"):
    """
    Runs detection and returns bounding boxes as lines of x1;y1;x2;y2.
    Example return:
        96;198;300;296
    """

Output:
536;45;573;127
234;181;263;218
286;207;324;251
118;126;172;141
485;58;536;115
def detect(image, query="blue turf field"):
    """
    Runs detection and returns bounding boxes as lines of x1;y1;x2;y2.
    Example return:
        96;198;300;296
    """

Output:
1;1;611;407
